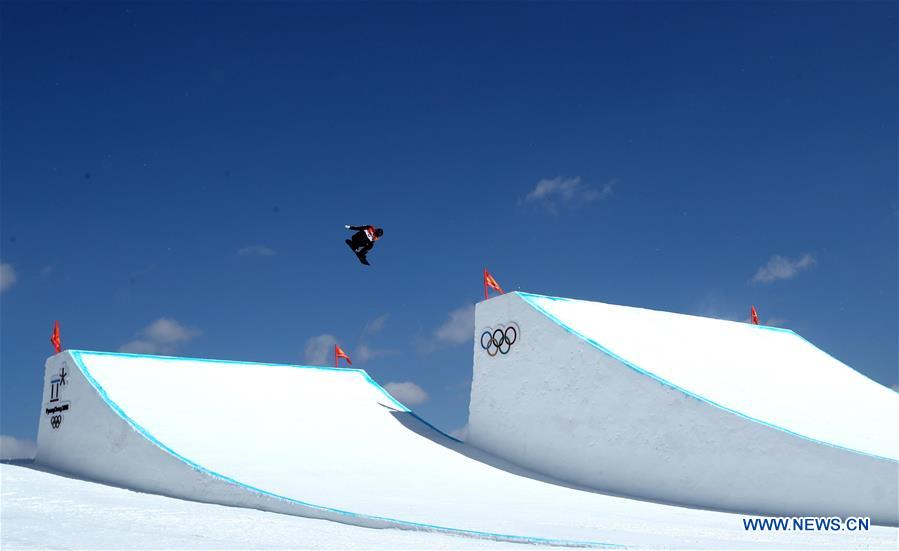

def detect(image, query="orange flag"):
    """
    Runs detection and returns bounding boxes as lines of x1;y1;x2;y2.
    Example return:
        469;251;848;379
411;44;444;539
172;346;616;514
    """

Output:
50;320;61;353
484;268;504;300
335;344;352;367
750;306;760;325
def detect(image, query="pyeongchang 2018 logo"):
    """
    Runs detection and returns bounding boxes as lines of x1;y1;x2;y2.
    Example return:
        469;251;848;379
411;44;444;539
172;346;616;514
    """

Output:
480;323;519;357
45;363;71;430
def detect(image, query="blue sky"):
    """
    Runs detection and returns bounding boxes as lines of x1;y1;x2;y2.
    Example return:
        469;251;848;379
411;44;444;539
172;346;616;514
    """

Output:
1;2;896;443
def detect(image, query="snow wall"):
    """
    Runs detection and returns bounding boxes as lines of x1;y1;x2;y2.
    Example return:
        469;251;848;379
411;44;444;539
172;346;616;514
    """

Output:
468;292;899;525
34;352;401;530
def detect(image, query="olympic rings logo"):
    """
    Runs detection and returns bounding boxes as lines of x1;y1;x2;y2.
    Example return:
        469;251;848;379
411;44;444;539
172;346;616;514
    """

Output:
50;415;62;429
480;323;519;356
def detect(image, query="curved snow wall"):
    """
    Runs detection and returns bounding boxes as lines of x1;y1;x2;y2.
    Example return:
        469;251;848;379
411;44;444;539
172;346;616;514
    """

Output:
467;292;899;525
34;351;401;530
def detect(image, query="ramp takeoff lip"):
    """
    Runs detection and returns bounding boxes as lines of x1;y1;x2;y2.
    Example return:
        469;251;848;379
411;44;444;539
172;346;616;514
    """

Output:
517;292;897;463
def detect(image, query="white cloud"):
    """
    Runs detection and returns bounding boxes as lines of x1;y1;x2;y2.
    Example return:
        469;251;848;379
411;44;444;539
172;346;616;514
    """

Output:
383;381;429;406
119;318;201;355
420;304;476;354
434;305;475;345
362;314;389;337
523;176;614;212
338;315;395;364
0;435;36;460
143;318;199;344
237;245;276;257
304;334;338;366
354;343;395;363
449;423;469;441
752;253;816;284
304;316;395;367
0;262;17;291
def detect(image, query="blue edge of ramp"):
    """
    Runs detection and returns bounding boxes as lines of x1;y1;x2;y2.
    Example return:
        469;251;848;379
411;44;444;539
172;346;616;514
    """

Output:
69;350;621;549
517;292;897;464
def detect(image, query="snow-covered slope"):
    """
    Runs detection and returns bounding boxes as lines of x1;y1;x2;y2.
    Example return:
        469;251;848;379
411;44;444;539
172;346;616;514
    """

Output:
6;462;897;550
469;292;899;524
0;462;562;550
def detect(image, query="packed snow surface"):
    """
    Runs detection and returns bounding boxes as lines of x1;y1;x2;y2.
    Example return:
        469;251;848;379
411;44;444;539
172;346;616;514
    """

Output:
0;462;562;550
4;462;897;550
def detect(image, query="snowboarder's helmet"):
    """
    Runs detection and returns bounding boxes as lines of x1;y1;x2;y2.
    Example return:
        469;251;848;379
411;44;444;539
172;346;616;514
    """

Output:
375;228;384;237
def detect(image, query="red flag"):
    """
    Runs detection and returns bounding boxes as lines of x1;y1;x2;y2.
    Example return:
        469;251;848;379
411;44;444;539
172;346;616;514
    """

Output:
750;306;759;325
484;268;504;300
50;320;61;353
335;344;352;367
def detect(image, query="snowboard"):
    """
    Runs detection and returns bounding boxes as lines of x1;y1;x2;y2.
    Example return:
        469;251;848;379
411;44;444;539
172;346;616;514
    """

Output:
345;239;371;266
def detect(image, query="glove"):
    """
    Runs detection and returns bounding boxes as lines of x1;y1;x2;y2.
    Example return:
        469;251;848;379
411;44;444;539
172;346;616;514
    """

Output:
344;225;350;229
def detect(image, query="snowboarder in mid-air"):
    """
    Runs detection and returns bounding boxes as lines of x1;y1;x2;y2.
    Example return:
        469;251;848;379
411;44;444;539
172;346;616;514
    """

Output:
344;224;384;266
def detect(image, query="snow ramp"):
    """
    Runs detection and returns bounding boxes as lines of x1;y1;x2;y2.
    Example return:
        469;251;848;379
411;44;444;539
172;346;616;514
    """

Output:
32;350;899;547
469;292;899;525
